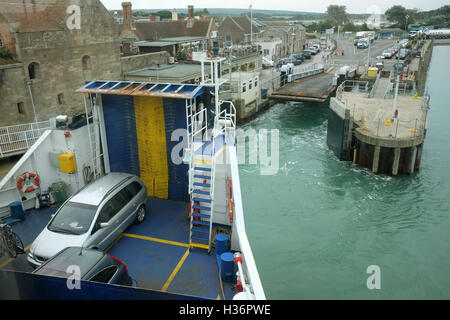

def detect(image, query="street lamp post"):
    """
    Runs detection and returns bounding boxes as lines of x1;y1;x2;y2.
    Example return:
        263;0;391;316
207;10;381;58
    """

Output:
405;14;409;32
291;32;295;55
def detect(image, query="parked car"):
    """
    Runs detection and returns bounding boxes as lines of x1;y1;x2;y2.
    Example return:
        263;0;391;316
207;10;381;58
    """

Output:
308;46;319;54
357;40;369;49
312;44;321;52
301;50;312;59
305;48;317;55
33;247;133;286
288;55;303;65
28;172;148;268
262;57;274;68
291;53;304;63
398;48;410;60
375;61;384;71
382;49;393;59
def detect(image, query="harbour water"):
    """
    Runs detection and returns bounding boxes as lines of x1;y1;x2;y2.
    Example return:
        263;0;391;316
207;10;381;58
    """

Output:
240;45;450;299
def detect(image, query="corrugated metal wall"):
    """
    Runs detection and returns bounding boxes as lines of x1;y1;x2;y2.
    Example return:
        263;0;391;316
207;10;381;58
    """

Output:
102;94;140;176
101;94;189;202
134;96;169;199
163;98;189;202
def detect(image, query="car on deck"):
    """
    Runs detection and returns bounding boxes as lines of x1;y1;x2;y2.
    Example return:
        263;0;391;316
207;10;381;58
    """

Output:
33;247;133;286
28;172;147;268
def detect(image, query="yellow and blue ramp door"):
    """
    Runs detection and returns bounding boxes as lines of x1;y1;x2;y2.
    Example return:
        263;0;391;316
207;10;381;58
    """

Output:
102;94;140;176
96;81;206;202
163;98;189;202
134;96;169;199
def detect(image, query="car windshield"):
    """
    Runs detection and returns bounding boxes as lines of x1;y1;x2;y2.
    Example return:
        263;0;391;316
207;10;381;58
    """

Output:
48;202;98;235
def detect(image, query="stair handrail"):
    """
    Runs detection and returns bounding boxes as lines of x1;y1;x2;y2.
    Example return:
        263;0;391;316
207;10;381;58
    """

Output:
368;70;382;98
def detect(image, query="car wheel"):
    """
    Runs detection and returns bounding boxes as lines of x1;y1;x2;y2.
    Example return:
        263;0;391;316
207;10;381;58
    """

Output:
135;205;146;224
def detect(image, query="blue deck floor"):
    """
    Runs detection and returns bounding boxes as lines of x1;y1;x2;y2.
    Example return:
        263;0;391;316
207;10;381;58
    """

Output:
0;197;235;300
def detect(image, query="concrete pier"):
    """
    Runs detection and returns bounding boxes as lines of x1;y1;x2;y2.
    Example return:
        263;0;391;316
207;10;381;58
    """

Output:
372;145;380;173
327;87;429;176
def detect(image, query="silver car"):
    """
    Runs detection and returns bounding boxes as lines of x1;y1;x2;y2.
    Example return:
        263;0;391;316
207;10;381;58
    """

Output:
28;173;147;268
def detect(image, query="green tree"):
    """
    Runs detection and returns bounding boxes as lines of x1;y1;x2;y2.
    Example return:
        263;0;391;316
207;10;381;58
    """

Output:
385;5;418;30
325;5;349;28
342;22;356;32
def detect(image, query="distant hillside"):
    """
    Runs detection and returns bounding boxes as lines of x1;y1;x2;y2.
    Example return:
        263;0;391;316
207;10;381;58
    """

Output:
110;7;373;21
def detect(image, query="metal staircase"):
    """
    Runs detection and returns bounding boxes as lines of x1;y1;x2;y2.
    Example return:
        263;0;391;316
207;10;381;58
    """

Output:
186;55;236;253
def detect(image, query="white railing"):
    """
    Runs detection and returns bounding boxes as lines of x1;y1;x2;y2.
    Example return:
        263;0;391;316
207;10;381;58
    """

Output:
384;71;393;99
292;63;325;81
0;121;51;158
368;70;382;98
336;80;369;101
228;146;266;299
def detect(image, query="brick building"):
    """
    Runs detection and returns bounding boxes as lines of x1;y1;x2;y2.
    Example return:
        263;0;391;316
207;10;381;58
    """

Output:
0;0;122;126
217;15;262;47
258;21;306;58
120;4;217;57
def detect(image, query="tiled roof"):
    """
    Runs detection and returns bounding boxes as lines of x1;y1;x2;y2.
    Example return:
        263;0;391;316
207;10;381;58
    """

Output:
228;16;260;34
134;19;212;41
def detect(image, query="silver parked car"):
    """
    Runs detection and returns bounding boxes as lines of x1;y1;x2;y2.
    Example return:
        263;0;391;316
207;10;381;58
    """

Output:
28;173;147;268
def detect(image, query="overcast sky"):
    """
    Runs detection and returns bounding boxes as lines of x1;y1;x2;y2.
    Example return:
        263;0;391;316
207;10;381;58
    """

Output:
103;0;448;14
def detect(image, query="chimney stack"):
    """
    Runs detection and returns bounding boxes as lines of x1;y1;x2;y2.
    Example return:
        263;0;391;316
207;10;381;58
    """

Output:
188;5;194;19
172;9;178;21
122;2;133;31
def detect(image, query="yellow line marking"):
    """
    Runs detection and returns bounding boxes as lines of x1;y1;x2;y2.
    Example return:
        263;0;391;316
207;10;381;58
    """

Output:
0;244;31;270
123;233;209;249
123;233;189;248
190;242;209;250
161;248;190;292
104;234;123;252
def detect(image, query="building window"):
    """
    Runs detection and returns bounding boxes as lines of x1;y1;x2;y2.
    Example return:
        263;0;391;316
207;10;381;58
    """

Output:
0;38;3;47
242;82;246;93
82;55;91;70
254;77;258;87
249;80;252;90
17;102;25;114
57;93;64;105
28;62;40;80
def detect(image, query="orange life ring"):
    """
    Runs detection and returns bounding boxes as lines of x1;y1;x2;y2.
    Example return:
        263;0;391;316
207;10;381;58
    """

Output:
17;172;40;193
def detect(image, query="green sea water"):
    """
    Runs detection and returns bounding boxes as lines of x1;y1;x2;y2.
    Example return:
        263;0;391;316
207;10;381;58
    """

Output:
239;45;450;299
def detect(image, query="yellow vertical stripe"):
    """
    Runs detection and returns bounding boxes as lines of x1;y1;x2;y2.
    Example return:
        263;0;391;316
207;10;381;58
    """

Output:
134;96;169;199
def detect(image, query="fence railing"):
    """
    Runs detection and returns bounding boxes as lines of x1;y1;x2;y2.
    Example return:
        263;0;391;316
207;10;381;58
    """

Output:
368;71;382;98
351;104;428;139
336;80;369;101
0;121;51;158
292;63;325;81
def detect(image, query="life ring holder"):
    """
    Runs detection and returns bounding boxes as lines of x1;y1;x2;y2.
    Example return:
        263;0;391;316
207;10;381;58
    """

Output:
17;172;40;193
